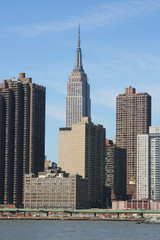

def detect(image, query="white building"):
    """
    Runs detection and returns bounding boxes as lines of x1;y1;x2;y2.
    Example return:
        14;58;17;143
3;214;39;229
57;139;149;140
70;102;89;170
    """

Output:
137;127;160;201
149;127;160;201
137;134;149;200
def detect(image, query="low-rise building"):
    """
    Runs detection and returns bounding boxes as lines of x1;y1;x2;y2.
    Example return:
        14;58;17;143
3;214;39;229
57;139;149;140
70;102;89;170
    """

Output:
24;171;88;209
112;199;160;210
44;160;57;171
112;199;150;210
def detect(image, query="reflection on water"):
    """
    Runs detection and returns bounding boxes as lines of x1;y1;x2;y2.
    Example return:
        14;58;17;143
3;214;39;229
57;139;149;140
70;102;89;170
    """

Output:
0;220;160;240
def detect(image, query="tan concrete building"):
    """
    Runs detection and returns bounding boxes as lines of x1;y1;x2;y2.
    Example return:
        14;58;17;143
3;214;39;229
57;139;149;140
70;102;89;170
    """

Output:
59;117;105;208
0;73;45;206
116;87;151;199
24;171;88;209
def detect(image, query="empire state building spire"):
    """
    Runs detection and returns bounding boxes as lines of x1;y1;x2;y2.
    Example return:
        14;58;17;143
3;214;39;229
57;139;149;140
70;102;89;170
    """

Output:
78;24;80;48
65;27;91;127
73;25;84;73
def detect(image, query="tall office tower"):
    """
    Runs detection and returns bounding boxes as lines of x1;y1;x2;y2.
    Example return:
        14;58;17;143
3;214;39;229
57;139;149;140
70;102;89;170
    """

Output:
105;140;126;203
0;73;45;206
116;87;151;199
59;117;105;208
65;27;91;127
137;127;160;201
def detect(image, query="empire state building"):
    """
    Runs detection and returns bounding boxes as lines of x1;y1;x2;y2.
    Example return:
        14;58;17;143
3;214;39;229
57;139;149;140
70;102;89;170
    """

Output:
65;27;91;127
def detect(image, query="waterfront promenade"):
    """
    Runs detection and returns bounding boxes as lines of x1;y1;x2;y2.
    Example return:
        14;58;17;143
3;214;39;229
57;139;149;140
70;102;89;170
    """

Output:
0;208;160;221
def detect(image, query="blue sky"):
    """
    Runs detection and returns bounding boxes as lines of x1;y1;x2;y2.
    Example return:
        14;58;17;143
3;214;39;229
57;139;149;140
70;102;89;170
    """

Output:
1;0;160;163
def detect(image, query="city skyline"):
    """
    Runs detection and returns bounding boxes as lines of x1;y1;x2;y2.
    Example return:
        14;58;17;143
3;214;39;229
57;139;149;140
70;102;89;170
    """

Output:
1;0;160;162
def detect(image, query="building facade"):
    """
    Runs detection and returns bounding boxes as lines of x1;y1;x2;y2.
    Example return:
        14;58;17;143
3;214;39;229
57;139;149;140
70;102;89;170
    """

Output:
105;140;126;203
116;87;151;199
59;117;105;208
0;73;45;206
112;199;150;210
65;26;91;127
137;127;160;201
137;134;149;200
24;171;88;209
44;160;57;171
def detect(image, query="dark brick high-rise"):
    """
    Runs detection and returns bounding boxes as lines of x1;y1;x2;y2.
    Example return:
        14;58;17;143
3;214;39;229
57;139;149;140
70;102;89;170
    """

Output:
0;73;45;206
105;140;126;203
116;87;151;199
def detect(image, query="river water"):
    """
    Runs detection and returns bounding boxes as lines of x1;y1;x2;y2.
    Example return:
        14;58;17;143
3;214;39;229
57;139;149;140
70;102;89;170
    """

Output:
0;220;160;240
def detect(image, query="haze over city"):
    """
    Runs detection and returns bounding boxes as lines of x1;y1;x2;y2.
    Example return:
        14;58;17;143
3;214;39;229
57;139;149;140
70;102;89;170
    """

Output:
1;0;160;162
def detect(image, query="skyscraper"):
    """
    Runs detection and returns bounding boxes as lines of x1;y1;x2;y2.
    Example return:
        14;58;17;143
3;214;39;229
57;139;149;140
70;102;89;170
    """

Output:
105;140;126;202
116;86;151;199
59;117;105;208
65;26;91;127
137;134;149;200
137;127;160;201
0;73;45;206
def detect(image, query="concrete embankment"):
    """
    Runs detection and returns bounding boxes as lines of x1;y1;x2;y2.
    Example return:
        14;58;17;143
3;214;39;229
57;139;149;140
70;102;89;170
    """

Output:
0;216;145;221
